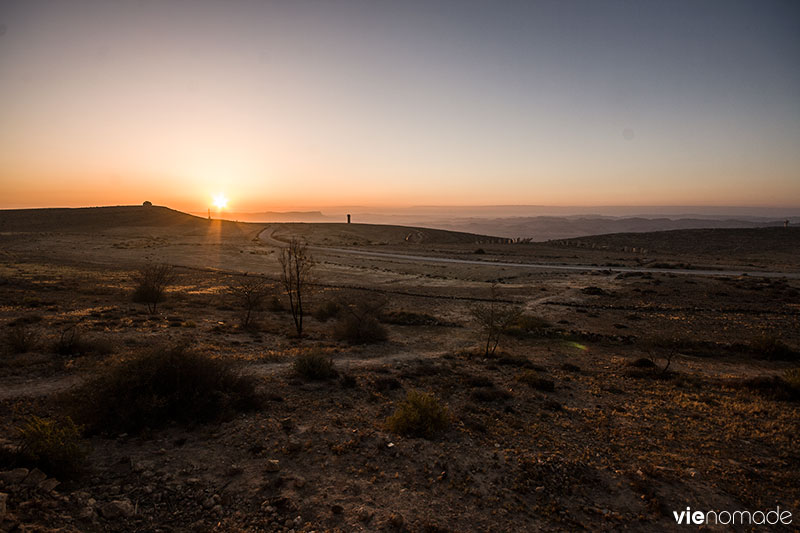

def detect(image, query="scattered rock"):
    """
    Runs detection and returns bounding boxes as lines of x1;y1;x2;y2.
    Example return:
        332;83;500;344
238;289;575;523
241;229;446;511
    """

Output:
99;499;135;519
265;460;280;472
23;469;47;487
0;468;29;485
38;478;60;492
388;512;404;528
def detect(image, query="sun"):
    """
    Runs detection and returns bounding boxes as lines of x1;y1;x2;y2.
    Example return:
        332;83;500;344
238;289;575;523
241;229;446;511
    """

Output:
212;194;228;210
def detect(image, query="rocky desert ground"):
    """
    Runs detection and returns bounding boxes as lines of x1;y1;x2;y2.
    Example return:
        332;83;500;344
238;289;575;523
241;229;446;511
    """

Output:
0;206;798;532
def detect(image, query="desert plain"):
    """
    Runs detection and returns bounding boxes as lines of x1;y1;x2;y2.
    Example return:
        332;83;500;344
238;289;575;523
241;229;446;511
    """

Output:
0;205;798;532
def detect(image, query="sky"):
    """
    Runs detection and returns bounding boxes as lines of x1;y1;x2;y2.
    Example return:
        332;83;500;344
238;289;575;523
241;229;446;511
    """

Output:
0;0;799;212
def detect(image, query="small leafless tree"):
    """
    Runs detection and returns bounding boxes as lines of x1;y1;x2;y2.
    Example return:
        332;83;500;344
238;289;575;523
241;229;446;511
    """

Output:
646;336;680;375
132;263;176;314
469;285;523;356
278;239;314;336
228;275;272;329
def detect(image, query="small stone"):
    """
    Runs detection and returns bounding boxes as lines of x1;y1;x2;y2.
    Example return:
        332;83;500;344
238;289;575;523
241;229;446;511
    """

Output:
331;504;344;514
78;505;96;520
99;499;135;519
357;507;374;523
38;478;60;492
0;468;29;485
265;460;280;472
23;468;47;487
389;512;404;528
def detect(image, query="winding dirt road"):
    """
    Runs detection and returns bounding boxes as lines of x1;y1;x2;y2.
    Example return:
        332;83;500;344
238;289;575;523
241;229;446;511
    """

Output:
258;227;800;279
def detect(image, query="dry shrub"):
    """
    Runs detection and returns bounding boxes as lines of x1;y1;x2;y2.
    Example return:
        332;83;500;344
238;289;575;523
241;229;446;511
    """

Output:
132;263;176;314
470;387;512;403
18;416;88;478
313;300;341;322
469;285;523;356
65;344;260;434
379;310;452;327
735;375;799;402
504;314;552;338
749;336;798;361
785;368;800;389
334;296;388;344
293;351;338;380
227;275;272;328
516;370;555;392
5;324;39;354
386;390;450;439
52;325;113;356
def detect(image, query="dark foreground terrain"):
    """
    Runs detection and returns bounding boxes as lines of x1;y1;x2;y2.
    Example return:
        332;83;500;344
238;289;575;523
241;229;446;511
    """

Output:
0;207;798;532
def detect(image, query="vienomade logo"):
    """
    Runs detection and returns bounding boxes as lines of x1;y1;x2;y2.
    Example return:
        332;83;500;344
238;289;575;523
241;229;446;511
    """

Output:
673;507;792;526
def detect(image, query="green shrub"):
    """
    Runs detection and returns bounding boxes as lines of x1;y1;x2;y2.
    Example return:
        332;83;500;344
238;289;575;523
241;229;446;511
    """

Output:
65;345;260;434
18;416;88;477
386;390;450;439
293;351;338;380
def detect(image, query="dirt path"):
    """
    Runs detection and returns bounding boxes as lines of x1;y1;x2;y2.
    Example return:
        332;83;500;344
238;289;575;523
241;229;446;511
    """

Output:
0;348;450;400
259;227;800;279
0;374;85;401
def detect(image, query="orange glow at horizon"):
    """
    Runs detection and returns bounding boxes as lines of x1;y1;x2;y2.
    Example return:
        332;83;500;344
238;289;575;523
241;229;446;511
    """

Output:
0;2;798;211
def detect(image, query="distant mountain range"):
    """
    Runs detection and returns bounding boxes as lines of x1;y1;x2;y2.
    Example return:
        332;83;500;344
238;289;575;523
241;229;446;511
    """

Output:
419;216;799;241
202;209;799;241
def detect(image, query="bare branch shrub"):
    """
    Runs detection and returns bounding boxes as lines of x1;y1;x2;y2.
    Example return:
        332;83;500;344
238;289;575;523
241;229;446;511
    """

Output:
132;263;176;314
278;239;314;336
469;285;523;356
228;275;272;329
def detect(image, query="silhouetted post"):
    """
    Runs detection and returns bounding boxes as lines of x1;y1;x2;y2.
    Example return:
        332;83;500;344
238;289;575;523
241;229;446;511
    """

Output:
785;219;790;228
208;208;211;220
347;214;351;224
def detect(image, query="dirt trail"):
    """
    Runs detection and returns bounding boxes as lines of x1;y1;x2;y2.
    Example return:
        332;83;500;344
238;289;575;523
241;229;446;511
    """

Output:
259;226;800;279
0;374;85;401
0;349;447;400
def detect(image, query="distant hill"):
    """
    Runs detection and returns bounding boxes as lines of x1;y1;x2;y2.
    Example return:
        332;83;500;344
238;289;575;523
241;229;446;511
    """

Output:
192;211;336;223
268;222;505;246
0;205;236;233
423;216;795;241
552;227;800;256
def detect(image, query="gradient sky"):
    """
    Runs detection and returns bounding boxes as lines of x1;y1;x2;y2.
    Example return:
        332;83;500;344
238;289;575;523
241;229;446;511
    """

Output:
1;0;798;211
